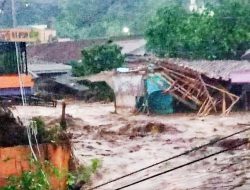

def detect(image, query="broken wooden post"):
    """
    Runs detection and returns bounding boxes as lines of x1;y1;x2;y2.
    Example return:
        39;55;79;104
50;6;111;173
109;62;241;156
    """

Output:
114;93;117;114
60;101;67;130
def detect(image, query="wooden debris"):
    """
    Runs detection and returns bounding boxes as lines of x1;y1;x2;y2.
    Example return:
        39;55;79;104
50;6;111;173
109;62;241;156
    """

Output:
157;61;240;116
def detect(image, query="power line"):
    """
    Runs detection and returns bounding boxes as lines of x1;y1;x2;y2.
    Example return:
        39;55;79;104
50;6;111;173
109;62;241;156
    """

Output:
89;126;250;190
115;139;249;190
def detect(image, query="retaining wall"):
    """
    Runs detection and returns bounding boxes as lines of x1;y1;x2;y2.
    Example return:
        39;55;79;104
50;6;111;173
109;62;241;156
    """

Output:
0;143;70;190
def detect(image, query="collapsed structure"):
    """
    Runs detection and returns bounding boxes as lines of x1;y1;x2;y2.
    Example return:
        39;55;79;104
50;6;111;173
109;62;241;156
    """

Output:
86;56;250;116
157;60;240;116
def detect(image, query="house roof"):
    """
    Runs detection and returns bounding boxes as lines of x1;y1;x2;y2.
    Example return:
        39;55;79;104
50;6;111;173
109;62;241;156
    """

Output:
27;38;146;63
161;59;250;81
0;75;34;89
115;39;146;55
28;58;72;75
27;39;105;63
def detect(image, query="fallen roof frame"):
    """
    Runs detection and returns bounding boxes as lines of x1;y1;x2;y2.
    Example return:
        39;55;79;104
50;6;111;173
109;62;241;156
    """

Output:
157;60;239;116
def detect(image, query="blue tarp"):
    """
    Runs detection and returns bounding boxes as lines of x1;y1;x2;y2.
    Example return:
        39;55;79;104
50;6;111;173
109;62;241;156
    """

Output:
146;74;173;114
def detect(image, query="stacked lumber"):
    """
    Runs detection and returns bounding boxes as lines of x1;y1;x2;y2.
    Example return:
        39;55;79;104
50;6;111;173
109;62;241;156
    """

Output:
158;61;239;116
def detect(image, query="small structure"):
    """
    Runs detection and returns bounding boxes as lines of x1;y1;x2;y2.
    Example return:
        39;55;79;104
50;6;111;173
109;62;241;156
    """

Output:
0;27;56;44
0;41;33;98
112;70;145;113
29;25;57;44
81;67;174;114
28;58;72;78
0;74;34;96
0;28;38;43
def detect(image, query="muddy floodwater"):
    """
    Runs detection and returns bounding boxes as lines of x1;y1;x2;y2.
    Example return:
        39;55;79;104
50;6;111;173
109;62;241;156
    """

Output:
13;101;250;190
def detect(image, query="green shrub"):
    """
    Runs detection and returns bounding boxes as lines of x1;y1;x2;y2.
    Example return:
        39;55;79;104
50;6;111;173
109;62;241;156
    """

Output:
67;159;102;189
0;159;59;190
72;43;124;76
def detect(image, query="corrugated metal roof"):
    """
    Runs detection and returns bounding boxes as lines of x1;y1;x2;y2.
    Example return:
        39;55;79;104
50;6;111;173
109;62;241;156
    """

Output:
115;39;146;55
28;59;72;75
161;59;250;81
0;75;34;89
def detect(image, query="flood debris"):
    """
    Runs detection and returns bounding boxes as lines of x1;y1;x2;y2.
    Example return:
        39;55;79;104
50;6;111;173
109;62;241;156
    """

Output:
119;121;182;138
217;138;249;150
158;61;240;116
0;105;71;147
0;106;28;147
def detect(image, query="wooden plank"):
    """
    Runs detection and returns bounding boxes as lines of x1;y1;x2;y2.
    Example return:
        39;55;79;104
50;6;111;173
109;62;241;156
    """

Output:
171;84;202;105
160;66;197;82
222;92;226;114
206;83;239;98
170;93;197;110
198;98;208;115
225;97;240;115
198;74;217;113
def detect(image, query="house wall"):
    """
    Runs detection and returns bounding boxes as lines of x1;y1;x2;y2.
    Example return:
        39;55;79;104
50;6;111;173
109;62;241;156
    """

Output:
0;87;33;96
112;73;144;113
37;29;57;43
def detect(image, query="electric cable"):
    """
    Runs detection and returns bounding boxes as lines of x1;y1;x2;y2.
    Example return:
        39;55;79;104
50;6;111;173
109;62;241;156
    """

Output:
114;139;249;190
89;126;250;190
11;0;39;161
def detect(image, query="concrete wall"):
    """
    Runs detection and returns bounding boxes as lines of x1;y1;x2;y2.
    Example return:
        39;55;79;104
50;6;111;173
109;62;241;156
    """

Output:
37;29;57;43
112;73;144;113
82;71;145;113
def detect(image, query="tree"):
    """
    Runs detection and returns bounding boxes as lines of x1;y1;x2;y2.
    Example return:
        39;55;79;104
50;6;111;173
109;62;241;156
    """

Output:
146;0;250;60
56;0;181;39
72;43;124;76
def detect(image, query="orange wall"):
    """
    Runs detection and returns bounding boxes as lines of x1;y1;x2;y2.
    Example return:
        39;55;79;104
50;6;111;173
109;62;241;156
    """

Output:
0;144;70;190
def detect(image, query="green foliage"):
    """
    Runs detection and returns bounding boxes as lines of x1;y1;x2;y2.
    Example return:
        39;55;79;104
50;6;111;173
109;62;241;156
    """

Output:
72;44;124;76
0;1;59;28
67;159;102;189
0;159;59;190
77;80;115;102
0;52;18;74
146;0;250;60
30;117;67;144
56;0;183;38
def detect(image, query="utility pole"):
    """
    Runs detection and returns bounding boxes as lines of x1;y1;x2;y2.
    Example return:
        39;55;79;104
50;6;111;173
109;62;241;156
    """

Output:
11;0;17;27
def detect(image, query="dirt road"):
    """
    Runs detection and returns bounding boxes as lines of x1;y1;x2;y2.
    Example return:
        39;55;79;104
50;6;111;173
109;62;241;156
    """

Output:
13;102;250;190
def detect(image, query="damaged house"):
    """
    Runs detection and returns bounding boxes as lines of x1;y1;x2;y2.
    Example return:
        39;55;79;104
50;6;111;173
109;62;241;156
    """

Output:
85;56;250;116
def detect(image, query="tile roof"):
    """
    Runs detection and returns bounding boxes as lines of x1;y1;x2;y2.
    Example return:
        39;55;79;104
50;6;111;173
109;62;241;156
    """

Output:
0;74;34;89
27;39;105;63
27;38;146;63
